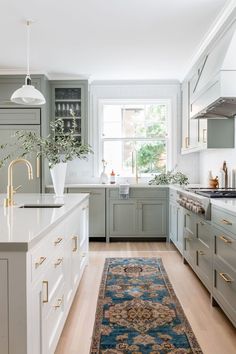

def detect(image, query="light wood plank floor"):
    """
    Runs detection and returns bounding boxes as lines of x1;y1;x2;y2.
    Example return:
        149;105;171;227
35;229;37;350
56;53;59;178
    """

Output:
55;242;236;354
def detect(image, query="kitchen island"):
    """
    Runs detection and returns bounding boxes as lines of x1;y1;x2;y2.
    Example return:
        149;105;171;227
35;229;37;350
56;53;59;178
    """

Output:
0;193;89;354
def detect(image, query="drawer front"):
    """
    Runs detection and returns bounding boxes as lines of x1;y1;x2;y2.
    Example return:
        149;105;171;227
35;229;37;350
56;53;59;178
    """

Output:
212;206;236;236
213;259;236;325
213;227;236;272
195;241;212;290
108;188;168;199
196;219;212;248
42;282;65;354
31;222;66;283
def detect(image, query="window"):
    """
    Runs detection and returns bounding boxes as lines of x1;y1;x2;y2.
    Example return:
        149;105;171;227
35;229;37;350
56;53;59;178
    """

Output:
100;100;170;177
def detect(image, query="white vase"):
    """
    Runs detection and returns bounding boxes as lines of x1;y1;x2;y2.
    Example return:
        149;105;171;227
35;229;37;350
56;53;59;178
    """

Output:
50;162;67;197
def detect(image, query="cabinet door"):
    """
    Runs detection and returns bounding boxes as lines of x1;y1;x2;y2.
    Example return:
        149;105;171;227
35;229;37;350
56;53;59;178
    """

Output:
189;119;199;149
0;124;41;193
0;260;9;354
169;202;178;243
79;202;89;275
30;281;43;354
68;188;105;238
109;200;137;236
181;80;189;149
183;211;196;268
138;199;167;237
176;206;184;254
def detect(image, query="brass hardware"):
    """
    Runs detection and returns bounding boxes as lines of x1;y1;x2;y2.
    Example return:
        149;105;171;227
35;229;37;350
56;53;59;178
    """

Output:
221;219;232;226
185;137;189;148
54;257;63;267
219;235;232;244
72;236;78;252
199;250;205;256
4;158;33;207
53;296;63;309
35;256;47;268
36;156;40;178
203;129;207;143
219;272;233;283
54;237;63;245
42;281;49;303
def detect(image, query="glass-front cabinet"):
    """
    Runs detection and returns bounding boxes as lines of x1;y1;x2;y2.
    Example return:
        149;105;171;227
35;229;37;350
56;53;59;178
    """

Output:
50;80;88;143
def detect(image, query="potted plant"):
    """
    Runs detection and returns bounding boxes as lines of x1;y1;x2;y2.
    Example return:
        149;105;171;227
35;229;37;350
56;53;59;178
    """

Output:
16;110;92;196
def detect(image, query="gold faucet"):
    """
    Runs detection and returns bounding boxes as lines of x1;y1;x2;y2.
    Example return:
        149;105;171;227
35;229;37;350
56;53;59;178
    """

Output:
4;158;33;207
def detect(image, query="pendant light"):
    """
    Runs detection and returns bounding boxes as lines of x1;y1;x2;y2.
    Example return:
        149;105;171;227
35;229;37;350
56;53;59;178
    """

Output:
11;20;46;105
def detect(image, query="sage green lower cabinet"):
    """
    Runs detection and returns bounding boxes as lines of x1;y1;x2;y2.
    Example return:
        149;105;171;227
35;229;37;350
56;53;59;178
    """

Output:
106;187;168;241
211;206;236;326
169;193;184;254
67;188;106;238
195;219;212;291
183;210;196;269
109;200;137;236
137;199;167;236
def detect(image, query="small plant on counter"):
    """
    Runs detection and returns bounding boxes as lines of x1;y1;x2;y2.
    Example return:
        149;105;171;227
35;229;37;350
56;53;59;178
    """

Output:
15;110;93;168
149;171;189;186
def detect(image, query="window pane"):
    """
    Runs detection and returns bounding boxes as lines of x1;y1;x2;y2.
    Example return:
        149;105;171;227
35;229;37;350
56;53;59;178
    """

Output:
103;140;166;176
103;104;167;138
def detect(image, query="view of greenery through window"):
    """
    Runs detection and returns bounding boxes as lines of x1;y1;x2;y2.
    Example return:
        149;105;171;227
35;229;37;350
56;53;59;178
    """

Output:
102;103;168;176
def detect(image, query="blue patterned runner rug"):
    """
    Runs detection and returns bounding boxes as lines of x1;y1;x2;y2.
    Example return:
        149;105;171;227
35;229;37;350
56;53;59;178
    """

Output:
90;258;203;354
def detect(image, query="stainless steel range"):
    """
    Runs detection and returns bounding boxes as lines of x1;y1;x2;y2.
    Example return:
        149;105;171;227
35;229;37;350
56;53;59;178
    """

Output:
177;188;236;220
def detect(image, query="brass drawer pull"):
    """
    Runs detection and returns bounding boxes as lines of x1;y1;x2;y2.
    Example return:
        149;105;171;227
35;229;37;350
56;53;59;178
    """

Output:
54;237;63;245
72;236;78;252
199;250;205;256
219;272;233;283
54;257;63;267
53;296;63;309
219;235;232;244
42;280;49;303
35;256;46;268
221;219;232;226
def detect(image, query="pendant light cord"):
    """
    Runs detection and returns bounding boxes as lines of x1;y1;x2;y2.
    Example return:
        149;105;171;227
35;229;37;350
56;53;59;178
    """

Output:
25;20;31;85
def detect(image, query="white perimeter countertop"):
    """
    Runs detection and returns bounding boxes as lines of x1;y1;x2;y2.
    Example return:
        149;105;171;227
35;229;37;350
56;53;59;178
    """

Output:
0;193;89;252
210;198;236;214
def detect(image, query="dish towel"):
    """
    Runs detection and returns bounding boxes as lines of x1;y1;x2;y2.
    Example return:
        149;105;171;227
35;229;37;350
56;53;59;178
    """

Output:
119;184;130;199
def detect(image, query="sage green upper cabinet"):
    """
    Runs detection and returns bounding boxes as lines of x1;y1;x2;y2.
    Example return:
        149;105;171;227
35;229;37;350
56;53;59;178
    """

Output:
181;80;199;153
198;118;235;149
50;80;88;144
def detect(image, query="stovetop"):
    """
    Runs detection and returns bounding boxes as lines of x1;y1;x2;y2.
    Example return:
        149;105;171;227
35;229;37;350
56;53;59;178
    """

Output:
186;188;236;198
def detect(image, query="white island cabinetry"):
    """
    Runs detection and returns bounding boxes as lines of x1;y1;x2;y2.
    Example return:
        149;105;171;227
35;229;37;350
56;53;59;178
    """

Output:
0;194;89;354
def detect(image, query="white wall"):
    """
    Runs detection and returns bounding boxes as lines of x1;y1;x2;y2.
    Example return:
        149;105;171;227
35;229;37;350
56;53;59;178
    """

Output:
199;146;236;186
64;80;200;184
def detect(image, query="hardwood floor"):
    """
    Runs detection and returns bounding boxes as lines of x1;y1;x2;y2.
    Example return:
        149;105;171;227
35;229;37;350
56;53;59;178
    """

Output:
55;242;236;354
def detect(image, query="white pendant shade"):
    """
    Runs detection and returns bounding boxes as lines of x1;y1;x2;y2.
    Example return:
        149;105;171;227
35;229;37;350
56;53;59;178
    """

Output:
10;20;46;106
11;84;46;105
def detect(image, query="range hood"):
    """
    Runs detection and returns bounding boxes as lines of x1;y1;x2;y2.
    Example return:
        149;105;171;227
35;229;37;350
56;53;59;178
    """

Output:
191;21;236;119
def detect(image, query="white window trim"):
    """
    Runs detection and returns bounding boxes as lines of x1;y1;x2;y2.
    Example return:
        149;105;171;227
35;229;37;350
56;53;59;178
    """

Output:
96;98;172;177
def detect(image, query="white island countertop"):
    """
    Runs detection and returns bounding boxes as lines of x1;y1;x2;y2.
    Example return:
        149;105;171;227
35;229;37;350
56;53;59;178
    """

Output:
0;193;89;252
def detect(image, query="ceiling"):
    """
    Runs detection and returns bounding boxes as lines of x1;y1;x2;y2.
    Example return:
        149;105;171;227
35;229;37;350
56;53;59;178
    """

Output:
0;0;230;81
